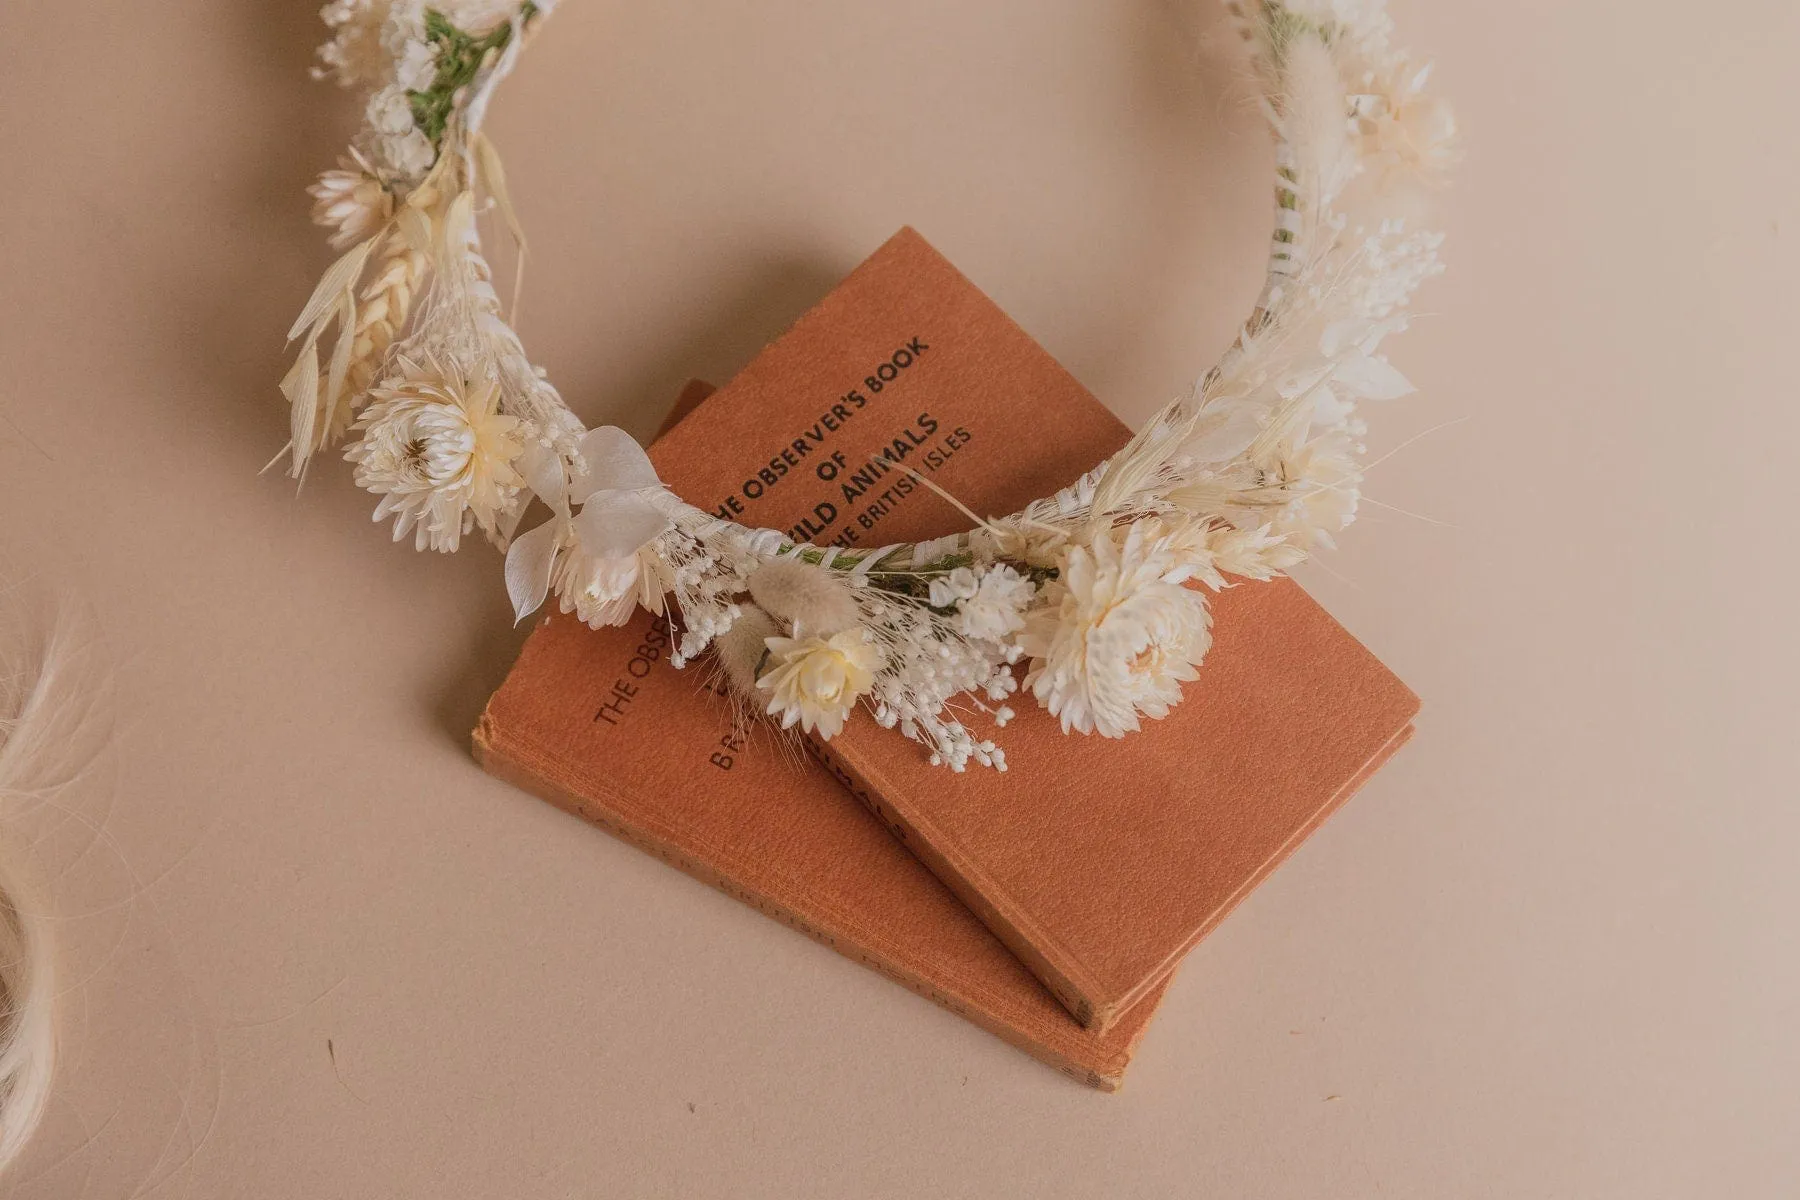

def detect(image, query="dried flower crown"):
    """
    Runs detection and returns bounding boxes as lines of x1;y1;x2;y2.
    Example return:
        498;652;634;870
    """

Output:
283;0;1456;769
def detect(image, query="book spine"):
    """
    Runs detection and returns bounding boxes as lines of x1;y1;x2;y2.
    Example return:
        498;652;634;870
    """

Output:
800;736;1110;1031
472;718;1122;1092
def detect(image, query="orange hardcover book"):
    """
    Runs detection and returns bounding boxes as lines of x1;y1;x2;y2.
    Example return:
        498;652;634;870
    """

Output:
633;228;1420;1031
476;392;1169;1085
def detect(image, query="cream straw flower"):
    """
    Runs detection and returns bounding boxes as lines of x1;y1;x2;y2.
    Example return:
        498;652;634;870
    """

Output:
1355;60;1460;188
758;629;883;739
308;151;393;250
1019;522;1212;737
346;358;524;552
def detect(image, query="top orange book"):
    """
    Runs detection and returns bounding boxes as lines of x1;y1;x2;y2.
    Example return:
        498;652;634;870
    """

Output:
645;228;1420;1031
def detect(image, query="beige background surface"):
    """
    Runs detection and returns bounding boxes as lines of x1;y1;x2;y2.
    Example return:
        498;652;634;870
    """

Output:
2;1;1797;1196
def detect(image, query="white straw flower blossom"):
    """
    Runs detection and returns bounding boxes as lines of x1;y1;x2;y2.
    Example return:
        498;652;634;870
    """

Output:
1019;524;1213;738
346;358;524;552
758;629;884;739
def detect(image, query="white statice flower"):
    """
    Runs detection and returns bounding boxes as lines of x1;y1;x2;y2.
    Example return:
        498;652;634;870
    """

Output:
361;84;435;184
367;84;416;135
1019;522;1213;738
346;359;525;552
377;0;429;59
392;35;438;91
758;629;884;740
925;568;975;608
315;0;499;90
377;128;435;183
307;150;392;249
928;565;1035;643
311;0;446;185
553;542;674;629
1353;61;1459;188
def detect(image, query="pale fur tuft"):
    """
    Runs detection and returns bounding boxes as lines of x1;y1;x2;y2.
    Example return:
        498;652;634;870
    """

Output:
713;604;780;704
1279;33;1357;264
746;560;860;639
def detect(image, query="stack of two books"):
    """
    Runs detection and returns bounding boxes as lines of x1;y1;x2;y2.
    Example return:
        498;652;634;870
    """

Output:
475;229;1418;1089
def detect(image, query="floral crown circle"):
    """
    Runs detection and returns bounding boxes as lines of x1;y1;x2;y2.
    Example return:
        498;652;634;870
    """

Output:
283;0;1456;769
